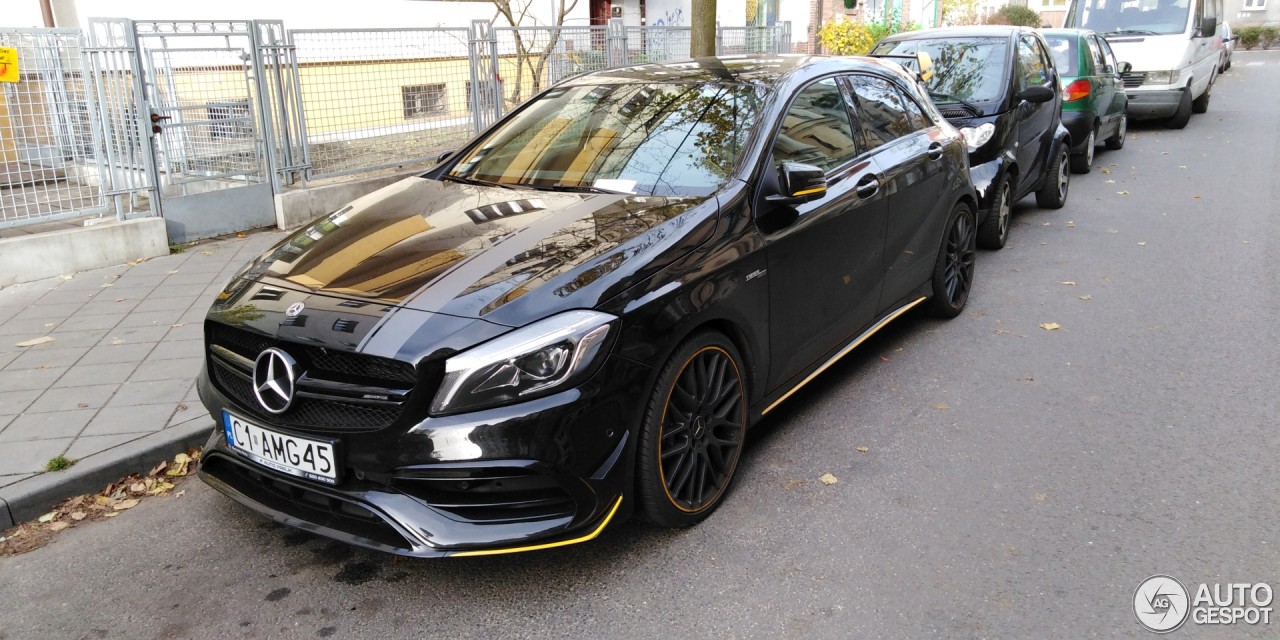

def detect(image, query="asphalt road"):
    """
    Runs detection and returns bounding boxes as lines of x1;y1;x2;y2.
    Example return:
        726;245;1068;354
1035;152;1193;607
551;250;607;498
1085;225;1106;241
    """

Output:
2;51;1278;640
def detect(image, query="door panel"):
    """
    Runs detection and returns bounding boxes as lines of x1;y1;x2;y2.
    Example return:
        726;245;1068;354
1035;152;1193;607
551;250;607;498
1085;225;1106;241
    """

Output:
1014;36;1055;195
760;79;888;389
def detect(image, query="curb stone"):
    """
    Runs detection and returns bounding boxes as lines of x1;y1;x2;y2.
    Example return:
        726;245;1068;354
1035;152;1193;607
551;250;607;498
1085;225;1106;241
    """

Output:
0;419;214;530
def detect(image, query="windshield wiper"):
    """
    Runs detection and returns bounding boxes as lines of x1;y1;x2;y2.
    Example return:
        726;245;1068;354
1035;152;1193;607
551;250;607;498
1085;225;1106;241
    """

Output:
540;183;631;195
928;91;983;115
441;174;519;189
1104;29;1158;36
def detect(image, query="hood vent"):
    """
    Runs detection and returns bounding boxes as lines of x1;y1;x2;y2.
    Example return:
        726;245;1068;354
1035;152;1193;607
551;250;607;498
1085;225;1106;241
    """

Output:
463;198;546;224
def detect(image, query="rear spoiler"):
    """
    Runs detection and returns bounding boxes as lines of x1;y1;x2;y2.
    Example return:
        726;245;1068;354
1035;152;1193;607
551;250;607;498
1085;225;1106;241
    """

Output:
866;52;935;83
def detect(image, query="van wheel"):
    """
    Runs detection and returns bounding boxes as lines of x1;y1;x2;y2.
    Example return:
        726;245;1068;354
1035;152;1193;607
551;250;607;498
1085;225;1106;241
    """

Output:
1192;82;1212;114
1069;129;1095;174
1166;89;1192;129
1104;113;1127;150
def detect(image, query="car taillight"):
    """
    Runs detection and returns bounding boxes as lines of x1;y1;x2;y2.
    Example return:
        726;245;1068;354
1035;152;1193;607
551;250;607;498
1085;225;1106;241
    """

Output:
1064;79;1091;102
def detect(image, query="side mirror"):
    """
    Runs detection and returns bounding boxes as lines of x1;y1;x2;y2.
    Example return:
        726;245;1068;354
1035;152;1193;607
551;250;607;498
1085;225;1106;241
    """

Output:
1118;61;1133;74
1016;85;1056;104
767;162;827;204
436;150;455;163
1198;16;1217;37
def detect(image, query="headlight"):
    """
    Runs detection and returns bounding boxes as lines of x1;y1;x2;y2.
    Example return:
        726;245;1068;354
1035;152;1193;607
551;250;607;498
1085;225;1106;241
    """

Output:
1145;70;1181;85
430;310;616;415
958;123;996;152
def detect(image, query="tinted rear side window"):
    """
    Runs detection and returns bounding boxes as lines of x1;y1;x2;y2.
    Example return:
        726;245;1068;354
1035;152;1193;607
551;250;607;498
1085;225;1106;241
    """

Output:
847;75;917;150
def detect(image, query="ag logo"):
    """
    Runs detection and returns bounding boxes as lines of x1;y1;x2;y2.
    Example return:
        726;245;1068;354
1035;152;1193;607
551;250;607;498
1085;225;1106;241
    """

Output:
1135;575;1191;633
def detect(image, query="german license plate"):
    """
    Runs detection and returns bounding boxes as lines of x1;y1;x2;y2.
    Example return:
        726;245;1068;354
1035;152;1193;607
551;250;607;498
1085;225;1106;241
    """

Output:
223;411;338;485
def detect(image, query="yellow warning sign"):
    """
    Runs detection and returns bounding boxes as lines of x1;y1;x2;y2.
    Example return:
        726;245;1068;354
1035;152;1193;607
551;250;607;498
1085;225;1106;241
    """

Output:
0;47;19;83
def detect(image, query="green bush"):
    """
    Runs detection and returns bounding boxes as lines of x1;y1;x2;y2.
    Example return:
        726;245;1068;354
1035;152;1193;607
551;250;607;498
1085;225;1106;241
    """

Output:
987;5;1043;28
1261;25;1280;50
1236;26;1261;50
818;13;920;55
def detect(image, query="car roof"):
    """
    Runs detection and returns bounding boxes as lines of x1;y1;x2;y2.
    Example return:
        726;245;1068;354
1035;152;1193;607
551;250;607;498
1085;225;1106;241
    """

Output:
558;54;911;87
879;25;1036;42
1040;28;1099;39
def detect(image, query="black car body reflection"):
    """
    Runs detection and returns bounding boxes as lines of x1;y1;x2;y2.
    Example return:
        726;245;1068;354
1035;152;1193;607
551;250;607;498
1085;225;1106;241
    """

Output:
197;55;978;557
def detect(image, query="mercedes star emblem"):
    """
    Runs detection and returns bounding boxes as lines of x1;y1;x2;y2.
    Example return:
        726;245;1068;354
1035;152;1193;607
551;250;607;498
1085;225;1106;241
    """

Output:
285;302;305;317
252;348;299;414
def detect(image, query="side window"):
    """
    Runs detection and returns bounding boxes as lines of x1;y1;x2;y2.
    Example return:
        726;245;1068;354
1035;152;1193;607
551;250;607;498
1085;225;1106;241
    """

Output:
1098;37;1121;74
1017;37;1049;90
773;78;859;173
1089;36;1111;73
898;88;931;131
847;74;917;151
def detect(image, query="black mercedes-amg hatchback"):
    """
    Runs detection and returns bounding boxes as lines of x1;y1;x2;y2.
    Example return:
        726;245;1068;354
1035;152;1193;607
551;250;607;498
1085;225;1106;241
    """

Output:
197;55;978;557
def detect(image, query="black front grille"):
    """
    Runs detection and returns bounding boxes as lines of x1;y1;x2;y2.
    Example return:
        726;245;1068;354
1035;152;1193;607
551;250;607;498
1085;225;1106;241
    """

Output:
207;322;418;433
394;467;576;524
1121;72;1146;88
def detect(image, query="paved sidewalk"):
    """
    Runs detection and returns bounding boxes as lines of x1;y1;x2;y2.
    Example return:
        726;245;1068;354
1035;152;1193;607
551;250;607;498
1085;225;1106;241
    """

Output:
0;228;288;527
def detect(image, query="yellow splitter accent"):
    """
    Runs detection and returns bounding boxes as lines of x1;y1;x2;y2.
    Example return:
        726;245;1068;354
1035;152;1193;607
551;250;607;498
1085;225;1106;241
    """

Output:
450;496;623;557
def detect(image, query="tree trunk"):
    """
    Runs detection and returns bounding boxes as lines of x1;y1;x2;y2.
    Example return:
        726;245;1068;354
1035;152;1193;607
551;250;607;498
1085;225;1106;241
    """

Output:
690;0;717;58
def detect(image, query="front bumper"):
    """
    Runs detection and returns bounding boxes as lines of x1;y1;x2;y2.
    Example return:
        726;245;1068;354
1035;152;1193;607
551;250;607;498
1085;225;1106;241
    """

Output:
196;352;652;557
1126;86;1185;119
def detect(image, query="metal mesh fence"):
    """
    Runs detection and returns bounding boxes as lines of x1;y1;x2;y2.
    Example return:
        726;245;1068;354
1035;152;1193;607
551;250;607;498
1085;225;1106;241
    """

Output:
718;26;790;56
494;26;610;109
288;28;475;179
626;26;692;63
1;28;107;227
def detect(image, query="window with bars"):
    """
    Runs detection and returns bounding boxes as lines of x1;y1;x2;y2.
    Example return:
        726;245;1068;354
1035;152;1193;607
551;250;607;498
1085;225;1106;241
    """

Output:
402;84;447;118
466;79;505;111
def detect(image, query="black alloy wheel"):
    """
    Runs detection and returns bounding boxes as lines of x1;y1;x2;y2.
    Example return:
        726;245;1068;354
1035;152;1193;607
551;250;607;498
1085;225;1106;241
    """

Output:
637;333;747;527
926;201;977;318
1035;144;1070;209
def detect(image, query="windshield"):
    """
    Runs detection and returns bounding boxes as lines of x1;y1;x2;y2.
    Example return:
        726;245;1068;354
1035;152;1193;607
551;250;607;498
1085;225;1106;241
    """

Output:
872;37;1010;105
1066;0;1191;36
447;82;764;197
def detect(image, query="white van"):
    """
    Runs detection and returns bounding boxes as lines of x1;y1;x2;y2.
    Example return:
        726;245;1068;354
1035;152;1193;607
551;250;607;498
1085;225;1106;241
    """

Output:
1063;0;1223;129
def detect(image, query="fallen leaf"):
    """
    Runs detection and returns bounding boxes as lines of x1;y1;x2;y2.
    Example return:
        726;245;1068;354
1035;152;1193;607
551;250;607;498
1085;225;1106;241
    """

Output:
70;511;87;521
1137;242;1147;246
1099;167;1111;174
1116;191;1130;195
110;338;124;345
77;402;89;408
1105;179;1116;184
933;403;950;410
104;512;119;518
176;402;188;411
129;482;146;494
1065;221;1075;228
1079;295;1093;301
235;232;248;238
167;270;180;275
1193;195;1202;199
856;446;870;453
167;452;192;476
94;496;110;506
1105;228;1119;234
171;323;185;328
113;498;140;511
782;479;807;491
1161;151;1169;155
148;461;169;477
37;512;56;523
175;490;186;498
100;283;113;288
148;481;176;496
49;522;70;532
879;355;891;363
1033;492;1050;502
1241;240;1252;245
61;275;74;281
14;336;55;347
115;298;125;302
819;473;839;485
200;250;213;256
1040;322;1062;331
1059;281;1076;286
1178;165;1187;169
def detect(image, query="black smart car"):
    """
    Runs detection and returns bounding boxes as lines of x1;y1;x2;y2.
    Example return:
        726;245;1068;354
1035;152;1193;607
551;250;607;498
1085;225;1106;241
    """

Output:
196;55;977;558
873;26;1072;250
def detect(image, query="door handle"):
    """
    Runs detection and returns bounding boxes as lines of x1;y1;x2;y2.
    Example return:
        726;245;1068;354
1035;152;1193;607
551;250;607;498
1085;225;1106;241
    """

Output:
855;175;880;199
927;142;944;160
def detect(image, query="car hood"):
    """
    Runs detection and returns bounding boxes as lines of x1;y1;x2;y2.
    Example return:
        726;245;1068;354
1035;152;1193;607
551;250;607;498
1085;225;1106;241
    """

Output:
233;176;717;328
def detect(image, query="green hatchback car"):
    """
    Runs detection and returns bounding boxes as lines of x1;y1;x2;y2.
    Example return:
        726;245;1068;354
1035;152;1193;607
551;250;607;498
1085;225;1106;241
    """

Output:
1041;28;1129;174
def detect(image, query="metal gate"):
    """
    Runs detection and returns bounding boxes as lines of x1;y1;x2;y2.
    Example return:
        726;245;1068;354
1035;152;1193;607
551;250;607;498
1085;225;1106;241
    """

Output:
86;19;306;242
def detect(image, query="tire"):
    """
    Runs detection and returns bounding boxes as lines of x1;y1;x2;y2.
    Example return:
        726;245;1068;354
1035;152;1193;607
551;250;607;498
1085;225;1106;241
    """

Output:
1035;144;1070;209
1192;81;1212;114
1104;113;1127;150
1069;129;1096;174
1166;89;1192;129
636;332;748;528
976;174;1013;250
925;201;977;319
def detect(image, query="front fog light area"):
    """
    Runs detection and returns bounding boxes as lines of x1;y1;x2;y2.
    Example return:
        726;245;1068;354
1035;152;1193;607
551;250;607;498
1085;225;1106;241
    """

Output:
431;310;616;415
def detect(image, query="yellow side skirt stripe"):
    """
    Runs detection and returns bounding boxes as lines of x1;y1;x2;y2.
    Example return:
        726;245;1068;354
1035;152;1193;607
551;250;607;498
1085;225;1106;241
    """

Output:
450;496;623;557
761;296;926;415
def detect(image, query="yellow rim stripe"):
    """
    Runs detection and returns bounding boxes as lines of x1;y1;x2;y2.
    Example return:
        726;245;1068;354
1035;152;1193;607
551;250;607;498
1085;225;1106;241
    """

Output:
762;297;926;415
790;186;826;197
450;496;623;557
